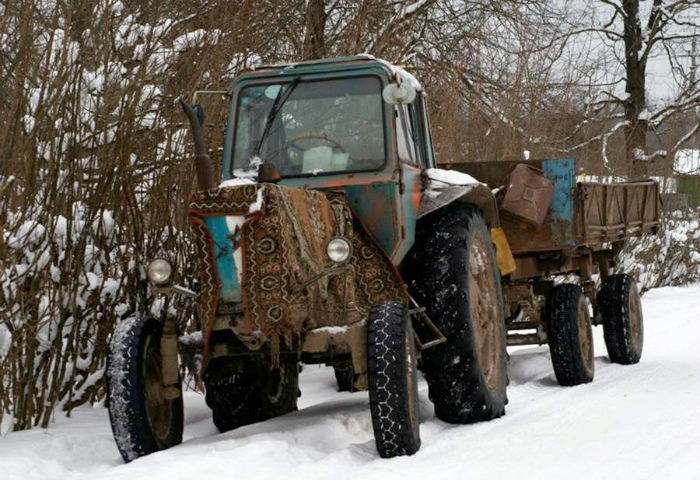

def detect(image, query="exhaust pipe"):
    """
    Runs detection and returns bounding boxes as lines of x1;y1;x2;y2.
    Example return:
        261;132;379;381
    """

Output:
179;97;216;191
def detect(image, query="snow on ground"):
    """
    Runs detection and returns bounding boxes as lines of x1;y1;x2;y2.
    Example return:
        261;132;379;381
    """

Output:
2;285;700;480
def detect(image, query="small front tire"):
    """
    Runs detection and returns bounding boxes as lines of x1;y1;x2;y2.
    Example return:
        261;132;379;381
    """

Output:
107;317;184;463
368;301;421;458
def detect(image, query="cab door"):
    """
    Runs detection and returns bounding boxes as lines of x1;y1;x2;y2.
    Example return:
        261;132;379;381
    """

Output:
343;95;433;265
393;95;432;263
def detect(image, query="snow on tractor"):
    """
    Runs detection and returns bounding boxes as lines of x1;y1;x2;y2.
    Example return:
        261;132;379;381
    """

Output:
105;55;660;463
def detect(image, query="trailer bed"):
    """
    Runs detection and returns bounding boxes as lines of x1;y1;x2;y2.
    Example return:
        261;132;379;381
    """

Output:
447;159;660;256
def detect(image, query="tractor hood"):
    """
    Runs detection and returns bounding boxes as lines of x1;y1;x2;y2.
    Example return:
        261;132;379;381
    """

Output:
188;182;407;362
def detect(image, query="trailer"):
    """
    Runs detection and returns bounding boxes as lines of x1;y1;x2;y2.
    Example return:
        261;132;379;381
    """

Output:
449;158;660;385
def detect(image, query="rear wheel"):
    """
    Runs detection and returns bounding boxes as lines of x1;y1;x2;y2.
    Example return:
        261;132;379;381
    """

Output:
204;355;298;433
107;317;183;463
368;301;421;458
545;284;594;386
404;205;507;424
599;274;644;364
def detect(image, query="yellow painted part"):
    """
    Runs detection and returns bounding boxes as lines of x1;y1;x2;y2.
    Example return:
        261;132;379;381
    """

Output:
491;227;516;275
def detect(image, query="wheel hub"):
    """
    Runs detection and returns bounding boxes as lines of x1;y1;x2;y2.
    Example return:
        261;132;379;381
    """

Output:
143;335;174;446
628;284;643;351
577;297;594;375
468;237;503;391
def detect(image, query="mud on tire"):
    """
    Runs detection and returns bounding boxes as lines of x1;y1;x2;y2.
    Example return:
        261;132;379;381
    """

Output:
545;284;595;386
368;301;421;458
403;205;507;424
598;274;644;365
107;317;183;463
204;355;299;433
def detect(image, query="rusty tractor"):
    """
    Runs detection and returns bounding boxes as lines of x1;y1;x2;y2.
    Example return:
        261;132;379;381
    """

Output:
106;55;659;462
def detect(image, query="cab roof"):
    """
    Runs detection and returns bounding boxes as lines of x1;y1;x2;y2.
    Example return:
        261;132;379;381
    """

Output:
248;54;423;92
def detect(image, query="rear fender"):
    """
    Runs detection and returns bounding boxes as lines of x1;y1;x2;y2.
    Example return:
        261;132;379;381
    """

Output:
419;183;516;275
419;183;500;228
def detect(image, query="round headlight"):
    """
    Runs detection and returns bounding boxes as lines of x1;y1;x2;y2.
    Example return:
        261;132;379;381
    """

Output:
326;237;352;263
147;259;173;286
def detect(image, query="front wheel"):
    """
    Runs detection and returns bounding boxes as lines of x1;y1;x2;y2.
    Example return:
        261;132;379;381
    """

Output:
545;284;595;386
107;317;183;463
368;301;421;458
204;355;298;433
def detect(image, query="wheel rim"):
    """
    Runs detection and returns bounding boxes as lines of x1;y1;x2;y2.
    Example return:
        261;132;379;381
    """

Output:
468;236;503;391
577;296;594;375
143;334;174;447
405;326;420;440
628;283;644;352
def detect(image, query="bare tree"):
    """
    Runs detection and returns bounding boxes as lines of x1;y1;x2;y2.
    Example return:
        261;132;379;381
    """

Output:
551;0;700;177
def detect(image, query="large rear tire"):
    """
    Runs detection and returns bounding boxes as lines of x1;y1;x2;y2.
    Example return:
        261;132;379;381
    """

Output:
107;317;184;463
368;301;421;458
404;205;507;424
598;274;644;365
545;284;595;386
204;355;298;433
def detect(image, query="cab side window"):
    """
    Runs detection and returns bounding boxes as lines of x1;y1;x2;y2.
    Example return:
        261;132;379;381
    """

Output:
419;95;436;168
396;104;421;165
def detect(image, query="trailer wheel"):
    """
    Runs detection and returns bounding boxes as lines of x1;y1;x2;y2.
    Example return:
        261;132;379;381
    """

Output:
334;365;355;392
545;284;595;386
107;317;183;463
368;301;421;458
598;274;643;365
204;355;298;433
404;205;507;424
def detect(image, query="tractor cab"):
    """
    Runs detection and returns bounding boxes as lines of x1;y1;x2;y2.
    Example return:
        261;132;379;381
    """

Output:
221;55;435;263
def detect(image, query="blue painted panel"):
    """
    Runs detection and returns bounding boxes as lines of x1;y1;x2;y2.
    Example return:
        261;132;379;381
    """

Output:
203;216;242;302
542;158;576;246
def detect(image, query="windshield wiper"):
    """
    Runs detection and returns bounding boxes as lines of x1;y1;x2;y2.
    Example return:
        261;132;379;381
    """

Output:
253;76;301;157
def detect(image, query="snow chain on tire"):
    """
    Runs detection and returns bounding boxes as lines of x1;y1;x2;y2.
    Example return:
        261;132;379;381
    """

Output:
107;317;183;463
368;301;421;458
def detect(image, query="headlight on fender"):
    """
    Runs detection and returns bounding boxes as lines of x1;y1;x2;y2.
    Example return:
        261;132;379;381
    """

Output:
147;258;173;286
326;237;352;263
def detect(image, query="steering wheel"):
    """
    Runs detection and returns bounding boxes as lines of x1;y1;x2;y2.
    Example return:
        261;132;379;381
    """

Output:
284;131;346;154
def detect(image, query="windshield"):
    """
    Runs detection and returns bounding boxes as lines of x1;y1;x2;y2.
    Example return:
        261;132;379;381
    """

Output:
231;76;386;178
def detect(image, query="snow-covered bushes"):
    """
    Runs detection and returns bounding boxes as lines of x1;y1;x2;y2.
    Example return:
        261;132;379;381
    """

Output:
0;1;219;432
0;171;200;432
617;209;700;293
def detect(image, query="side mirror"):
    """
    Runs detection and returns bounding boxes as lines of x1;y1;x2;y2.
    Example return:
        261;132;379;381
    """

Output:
382;82;416;105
